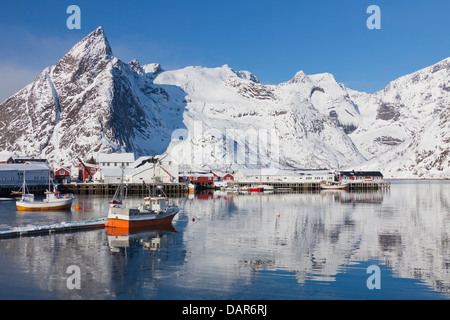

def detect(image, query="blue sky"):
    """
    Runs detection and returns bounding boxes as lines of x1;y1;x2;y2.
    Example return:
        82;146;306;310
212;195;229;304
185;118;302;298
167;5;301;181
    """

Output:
0;0;449;102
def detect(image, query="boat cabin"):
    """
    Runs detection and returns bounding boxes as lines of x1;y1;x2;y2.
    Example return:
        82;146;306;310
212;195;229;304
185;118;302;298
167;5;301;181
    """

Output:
143;197;168;212
21;193;35;203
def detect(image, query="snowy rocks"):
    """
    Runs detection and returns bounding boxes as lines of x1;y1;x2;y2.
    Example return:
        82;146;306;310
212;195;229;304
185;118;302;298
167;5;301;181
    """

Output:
0;27;449;178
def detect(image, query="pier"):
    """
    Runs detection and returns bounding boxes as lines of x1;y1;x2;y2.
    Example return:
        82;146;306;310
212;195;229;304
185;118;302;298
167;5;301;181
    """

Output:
0;219;107;240
58;182;188;196
0;180;389;197
232;181;391;192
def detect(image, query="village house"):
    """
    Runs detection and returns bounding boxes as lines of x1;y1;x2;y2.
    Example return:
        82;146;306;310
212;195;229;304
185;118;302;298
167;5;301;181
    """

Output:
78;163;98;182
0;162;50;186
98;152;135;169
131;154;179;184
93;153;179;184
233;168;335;183
54;166;71;183
338;171;384;182
0;155;15;164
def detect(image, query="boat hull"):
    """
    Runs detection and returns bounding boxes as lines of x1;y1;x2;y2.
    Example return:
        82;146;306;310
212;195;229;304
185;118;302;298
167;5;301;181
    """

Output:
16;198;74;211
105;207;179;229
320;184;348;190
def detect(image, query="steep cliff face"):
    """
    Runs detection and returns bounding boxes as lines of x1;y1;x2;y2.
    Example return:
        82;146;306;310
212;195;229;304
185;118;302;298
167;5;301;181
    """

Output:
348;57;450;160
156;64;365;171
0;27;187;167
0;27;449;177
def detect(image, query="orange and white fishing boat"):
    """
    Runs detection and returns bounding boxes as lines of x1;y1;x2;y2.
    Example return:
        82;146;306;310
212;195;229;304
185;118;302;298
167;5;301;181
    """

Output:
16;185;74;211
105;196;179;229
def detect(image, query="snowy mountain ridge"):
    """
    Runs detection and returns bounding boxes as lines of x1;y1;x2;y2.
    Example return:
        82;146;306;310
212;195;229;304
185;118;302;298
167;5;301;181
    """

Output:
0;27;448;178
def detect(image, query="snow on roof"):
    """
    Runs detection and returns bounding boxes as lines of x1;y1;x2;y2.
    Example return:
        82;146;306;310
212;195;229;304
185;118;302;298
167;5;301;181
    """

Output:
236;168;334;176
0;163;50;171
0;152;16;161
98;152;135;163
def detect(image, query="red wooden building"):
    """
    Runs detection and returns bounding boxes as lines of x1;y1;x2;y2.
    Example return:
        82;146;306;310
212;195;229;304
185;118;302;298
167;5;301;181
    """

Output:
54;167;71;183
78;163;98;182
222;173;234;181
180;173;215;184
0;156;15;164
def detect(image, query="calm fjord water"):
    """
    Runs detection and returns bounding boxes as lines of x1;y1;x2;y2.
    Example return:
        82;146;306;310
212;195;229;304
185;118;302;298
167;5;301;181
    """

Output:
0;181;449;299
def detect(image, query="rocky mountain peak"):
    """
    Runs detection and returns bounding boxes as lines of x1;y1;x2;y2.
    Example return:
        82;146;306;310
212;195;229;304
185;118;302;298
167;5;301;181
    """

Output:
0;27;448;177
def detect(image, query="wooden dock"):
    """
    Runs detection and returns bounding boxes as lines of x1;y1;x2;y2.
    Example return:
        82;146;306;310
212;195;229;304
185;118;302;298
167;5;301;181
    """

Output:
59;182;188;196
233;181;390;192
0;180;389;198
0;219;107;240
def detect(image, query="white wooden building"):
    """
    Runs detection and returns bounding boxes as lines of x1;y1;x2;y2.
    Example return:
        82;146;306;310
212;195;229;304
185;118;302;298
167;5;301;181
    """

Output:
93;153;179;184
97;152;135;169
0;163;50;186
233;168;335;183
131;154;178;184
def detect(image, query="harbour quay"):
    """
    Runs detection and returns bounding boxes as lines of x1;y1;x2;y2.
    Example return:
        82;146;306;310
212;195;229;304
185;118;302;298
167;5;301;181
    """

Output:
58;182;188;196
232;181;390;192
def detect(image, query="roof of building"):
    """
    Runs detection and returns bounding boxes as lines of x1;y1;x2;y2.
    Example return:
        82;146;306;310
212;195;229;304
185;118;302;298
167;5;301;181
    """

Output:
98;152;135;163
0;163;50;171
236;168;333;176
339;171;383;177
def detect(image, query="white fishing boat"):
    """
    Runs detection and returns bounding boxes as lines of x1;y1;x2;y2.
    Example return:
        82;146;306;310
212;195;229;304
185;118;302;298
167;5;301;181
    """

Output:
320;181;349;190
16;185;74;211
15;173;74;211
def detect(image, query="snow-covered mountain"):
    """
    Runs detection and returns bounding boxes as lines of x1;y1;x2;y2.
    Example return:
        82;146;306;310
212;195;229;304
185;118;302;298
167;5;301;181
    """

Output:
157;65;365;171
0;27;186;166
349;57;450;178
0;27;448;178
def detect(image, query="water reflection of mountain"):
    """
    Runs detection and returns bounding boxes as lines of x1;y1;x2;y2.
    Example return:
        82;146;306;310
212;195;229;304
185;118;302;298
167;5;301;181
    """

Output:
320;190;384;205
180;186;449;295
0;183;448;298
0;226;180;299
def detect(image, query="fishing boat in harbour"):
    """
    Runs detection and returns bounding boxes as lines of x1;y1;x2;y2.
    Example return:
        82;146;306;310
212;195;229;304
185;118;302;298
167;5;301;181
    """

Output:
249;185;264;192
105;185;179;229
15;184;74;211
13;171;74;211
320;181;349;190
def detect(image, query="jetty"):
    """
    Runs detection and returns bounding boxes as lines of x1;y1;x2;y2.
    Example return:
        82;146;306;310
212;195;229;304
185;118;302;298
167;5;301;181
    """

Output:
58;182;188;196
0;219;107;240
231;181;391;192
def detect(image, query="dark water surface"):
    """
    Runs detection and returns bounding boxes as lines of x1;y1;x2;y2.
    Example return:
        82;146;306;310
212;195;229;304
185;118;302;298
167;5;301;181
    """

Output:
0;181;449;300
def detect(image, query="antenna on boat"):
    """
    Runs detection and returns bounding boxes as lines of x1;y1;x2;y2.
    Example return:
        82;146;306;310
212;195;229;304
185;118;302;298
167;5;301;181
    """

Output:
156;185;167;198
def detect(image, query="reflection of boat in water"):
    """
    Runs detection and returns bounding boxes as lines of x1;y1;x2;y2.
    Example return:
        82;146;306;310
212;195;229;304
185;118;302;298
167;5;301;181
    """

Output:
107;225;177;252
320;182;349;190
